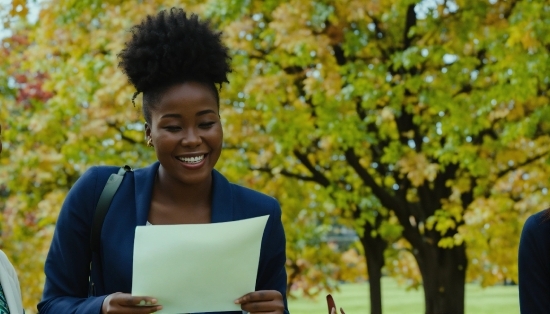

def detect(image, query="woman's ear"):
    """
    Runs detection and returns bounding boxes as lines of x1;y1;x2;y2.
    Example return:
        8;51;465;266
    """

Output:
144;122;151;139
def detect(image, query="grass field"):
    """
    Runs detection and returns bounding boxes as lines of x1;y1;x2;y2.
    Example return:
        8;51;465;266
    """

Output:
288;277;519;314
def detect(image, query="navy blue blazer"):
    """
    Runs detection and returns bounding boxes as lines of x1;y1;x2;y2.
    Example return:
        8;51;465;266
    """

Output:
38;162;289;313
518;209;550;313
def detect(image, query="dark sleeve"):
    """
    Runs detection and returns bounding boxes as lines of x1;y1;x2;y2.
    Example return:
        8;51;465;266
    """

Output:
255;198;289;314
518;213;550;314
38;167;107;314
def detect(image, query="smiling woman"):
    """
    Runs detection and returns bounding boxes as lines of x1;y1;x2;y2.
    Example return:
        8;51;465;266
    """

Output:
37;8;289;314
146;82;223;197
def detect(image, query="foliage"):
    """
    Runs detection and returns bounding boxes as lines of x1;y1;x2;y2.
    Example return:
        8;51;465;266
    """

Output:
1;0;550;313
214;0;550;286
1;0;346;311
212;0;550;312
1;1;178;311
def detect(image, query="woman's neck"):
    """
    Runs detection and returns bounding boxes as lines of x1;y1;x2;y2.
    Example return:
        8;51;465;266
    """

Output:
148;166;213;225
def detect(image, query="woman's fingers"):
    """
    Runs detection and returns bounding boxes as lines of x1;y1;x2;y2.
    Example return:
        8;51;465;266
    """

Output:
236;290;273;304
235;290;284;314
121;295;158;306
239;298;283;313
102;292;163;313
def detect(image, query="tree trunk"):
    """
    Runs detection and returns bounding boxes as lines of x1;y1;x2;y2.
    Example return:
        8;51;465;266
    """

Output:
415;243;467;314
360;228;387;314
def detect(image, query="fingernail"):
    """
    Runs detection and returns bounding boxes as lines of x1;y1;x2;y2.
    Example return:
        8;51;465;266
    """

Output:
234;299;240;304
139;300;146;305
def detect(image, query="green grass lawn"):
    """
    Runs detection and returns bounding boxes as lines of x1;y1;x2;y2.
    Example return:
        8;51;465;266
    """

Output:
288;277;519;314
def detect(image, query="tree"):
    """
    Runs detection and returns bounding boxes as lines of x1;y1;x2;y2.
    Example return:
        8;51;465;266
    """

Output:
211;0;550;313
0;1;163;311
0;0;350;311
1;0;550;313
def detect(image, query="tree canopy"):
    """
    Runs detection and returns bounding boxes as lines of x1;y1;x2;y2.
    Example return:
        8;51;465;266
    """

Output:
1;0;549;313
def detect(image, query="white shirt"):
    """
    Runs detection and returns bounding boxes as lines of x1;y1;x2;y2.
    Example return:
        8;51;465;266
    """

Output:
0;250;24;314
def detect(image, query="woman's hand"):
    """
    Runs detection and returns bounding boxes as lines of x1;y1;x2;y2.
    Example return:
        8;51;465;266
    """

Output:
235;290;285;314
102;292;162;313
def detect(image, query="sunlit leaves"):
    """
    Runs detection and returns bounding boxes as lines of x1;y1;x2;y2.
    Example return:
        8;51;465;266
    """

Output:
2;0;550;312
216;0;550;295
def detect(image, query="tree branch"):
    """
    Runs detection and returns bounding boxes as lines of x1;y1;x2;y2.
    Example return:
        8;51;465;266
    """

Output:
106;122;139;145
344;148;402;210
503;0;520;19
496;151;550;179
403;4;417;50
293;149;331;187
346;148;427;248
355;98;391;176
433;163;458;204
251;166;328;186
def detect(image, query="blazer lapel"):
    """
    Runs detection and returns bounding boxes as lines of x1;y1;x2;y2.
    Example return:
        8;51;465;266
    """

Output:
133;164;232;224
133;162;159;225
210;169;234;223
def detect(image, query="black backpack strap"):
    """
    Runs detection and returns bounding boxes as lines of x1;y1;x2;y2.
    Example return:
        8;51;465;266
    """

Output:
90;165;133;253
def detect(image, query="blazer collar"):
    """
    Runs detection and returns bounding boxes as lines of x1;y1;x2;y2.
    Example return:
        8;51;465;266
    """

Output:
210;169;234;223
134;162;159;225
133;161;234;225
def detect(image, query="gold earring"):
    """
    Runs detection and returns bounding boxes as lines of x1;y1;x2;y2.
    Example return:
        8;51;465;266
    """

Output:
147;138;153;147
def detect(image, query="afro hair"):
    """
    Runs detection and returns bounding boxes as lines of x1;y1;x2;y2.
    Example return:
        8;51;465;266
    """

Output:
117;8;232;122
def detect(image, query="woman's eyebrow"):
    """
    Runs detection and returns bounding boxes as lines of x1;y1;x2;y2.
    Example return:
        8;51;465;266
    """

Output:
160;113;182;119
196;109;216;116
160;110;216;119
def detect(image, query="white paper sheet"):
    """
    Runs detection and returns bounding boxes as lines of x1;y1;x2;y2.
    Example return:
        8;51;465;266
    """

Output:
132;215;269;313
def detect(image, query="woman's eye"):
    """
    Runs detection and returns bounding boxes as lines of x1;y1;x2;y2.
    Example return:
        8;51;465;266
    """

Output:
199;122;216;128
164;126;181;132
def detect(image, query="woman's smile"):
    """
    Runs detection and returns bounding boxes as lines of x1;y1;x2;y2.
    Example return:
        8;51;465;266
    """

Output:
176;154;205;164
176;153;208;169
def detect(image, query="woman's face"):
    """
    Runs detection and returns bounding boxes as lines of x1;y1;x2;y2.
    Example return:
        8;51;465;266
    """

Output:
145;81;223;186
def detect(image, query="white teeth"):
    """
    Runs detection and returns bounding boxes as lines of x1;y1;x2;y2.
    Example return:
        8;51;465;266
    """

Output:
177;155;205;164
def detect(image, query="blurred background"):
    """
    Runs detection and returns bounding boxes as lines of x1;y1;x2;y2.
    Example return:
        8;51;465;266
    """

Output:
1;0;549;313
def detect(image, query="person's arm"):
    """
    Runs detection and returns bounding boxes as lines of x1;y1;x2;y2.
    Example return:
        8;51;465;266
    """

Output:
236;198;289;314
518;213;550;314
38;167;162;314
38;167;107;313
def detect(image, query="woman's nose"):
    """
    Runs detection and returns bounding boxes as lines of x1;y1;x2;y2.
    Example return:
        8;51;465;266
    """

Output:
180;128;202;147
